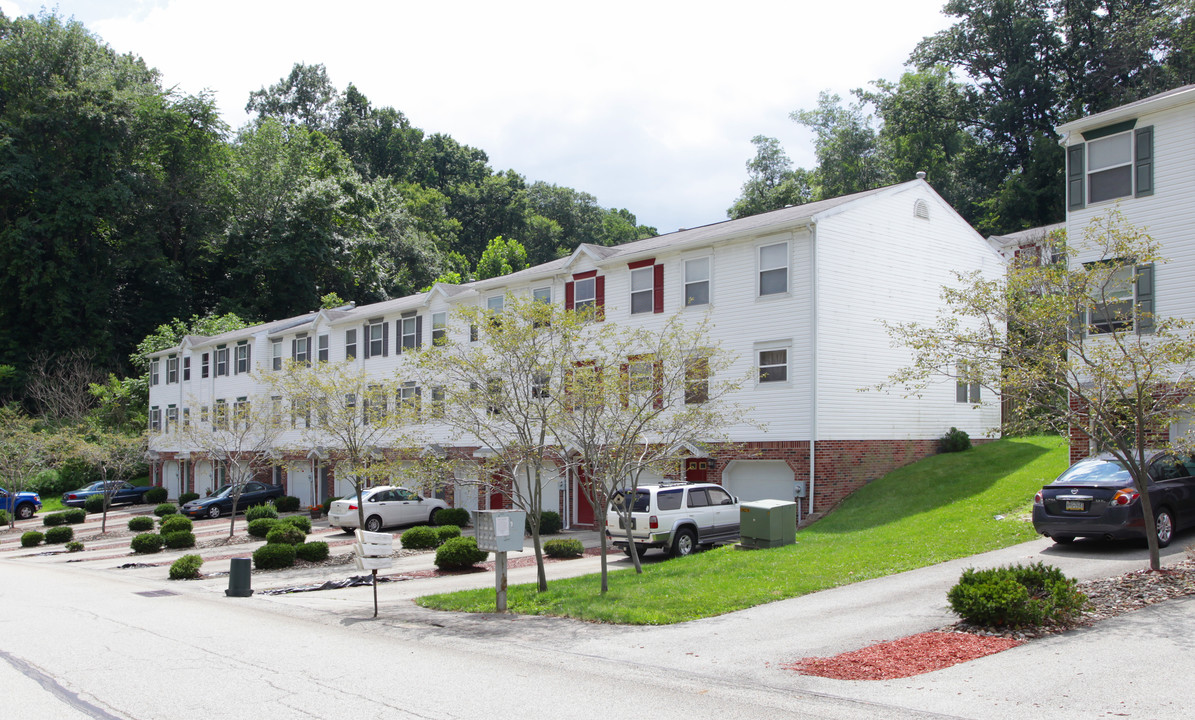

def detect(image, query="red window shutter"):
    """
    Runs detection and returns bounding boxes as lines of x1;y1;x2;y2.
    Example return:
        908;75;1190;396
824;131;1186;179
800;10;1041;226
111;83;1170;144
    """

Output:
595;276;605;320
653;263;664;313
565;281;575;310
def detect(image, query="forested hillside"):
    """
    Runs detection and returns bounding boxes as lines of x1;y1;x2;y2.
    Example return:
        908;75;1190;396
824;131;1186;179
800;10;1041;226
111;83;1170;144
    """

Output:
0;12;656;401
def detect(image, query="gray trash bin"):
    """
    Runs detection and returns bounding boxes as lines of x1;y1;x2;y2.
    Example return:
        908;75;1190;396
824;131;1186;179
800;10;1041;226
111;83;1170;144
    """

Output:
226;557;253;597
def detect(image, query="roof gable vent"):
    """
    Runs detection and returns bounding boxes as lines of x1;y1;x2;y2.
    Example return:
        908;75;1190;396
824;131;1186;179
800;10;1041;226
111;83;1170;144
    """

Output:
913;199;930;220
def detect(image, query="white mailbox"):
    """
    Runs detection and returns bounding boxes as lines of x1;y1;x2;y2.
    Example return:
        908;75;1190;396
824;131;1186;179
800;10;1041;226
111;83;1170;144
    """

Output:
475;510;526;552
354;529;393;571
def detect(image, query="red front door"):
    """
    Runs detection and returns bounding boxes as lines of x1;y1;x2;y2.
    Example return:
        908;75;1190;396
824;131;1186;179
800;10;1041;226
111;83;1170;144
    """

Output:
575;466;595;526
685;459;709;484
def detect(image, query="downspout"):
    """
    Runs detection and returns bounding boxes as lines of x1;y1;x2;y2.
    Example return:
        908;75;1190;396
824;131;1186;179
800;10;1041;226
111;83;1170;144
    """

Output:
808;223;818;519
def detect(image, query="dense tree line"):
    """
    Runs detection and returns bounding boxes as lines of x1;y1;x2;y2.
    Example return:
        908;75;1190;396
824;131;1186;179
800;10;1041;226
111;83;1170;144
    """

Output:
0;11;655;404
730;0;1195;235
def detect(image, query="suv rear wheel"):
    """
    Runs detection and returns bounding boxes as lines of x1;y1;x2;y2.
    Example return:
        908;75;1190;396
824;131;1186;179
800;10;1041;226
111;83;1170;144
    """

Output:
670;527;696;558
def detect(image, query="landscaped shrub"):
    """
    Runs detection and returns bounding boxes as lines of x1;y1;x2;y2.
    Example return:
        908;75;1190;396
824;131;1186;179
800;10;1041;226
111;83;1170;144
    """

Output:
253;542;296;569
128;516;155;532
528;510;561;535
543;538;584;558
130;532;164;554
153;503;177;517
321;497;334;516
0;509;9;525
162;531;196;549
434;536;488;570
265;524;306;545
44;526;74;544
21;531;44;547
275;496;301;512
144;486;168;504
939;426;972;453
245;503;279;522
295;541;330;562
42;512;66;527
280;515;312;533
159;515;193;534
433;507;470;527
435;525;461;544
65;541;84;552
63;508;86;524
84;494;106;514
247;518;279;538
400;525;439;550
169;554;204;580
947;563;1088;628
178;492;200;505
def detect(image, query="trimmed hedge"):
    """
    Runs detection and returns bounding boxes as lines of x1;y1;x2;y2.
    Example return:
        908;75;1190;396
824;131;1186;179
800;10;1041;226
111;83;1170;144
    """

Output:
435;525;461;544
543;538;584;558
42;512;66;527
159;515;193;534
528;510;562;535
128;516;155;532
0;509;9;525
265;524;306;545
153;503;177;517
400;525;439;550
275;496;301;512
169;554;204;580
253;542;296;570
63;508;86;524
247;518;279;538
948;563;1088;628
21;531;43;547
144;487;168;504
433;507;470;527
162;531;196;549
65;541;84;552
45;526;74;544
84;494;106;513
178;492;200;505
280;515;312;533
245;504;279;522
130;532;164;554
939;426;972;453
434;536;488;570
295;541;330;562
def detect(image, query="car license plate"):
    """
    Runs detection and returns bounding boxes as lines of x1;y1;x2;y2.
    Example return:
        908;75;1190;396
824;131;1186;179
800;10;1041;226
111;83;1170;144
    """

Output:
1064;500;1086;511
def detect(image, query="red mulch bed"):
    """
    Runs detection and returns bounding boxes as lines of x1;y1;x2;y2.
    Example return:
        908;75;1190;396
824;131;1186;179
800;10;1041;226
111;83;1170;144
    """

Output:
785;631;1022;680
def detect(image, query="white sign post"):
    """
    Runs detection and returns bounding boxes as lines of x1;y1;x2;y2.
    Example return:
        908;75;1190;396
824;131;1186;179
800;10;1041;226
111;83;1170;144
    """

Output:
475;510;526;613
354;529;393;618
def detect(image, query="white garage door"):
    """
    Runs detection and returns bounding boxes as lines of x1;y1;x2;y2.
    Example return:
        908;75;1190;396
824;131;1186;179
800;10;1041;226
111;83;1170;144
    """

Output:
723;460;796;503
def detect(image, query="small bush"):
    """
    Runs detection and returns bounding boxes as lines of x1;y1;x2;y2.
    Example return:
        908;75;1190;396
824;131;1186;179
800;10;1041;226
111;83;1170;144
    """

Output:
265;524;306;545
178;492;200;505
435;525;461;544
65;541;84;553
153;503;177;517
84;494;106;514
144;486;168;504
253;542;296;570
169;554;204;580
162;531;196;549
21;531;44;547
434;536;488;570
0;509;9;525
63;508;86;524
159;515;193;534
128;515;155;532
245;503;279;522
528;510;562;535
280;515;312;533
939;426;972;453
295;541;330;562
42;512;66;527
321;497;334;516
543;538;584;558
433;507;470;527
275;495;301;512
130;532;164;554
247;518;279;538
44;526;74;544
401;525;439;550
948;563;1088;628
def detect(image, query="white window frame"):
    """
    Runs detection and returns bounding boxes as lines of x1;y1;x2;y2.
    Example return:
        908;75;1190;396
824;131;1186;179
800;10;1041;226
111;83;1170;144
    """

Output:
432;312;447;345
574;277;596;312
166;356;179;384
400;315;419;350
683;256;710;307
271;339;283;371
345;329;357;360
533;287;552;304
234;343;250;374
629;267;654;315
755;340;791;385
150;359;160;386
487;295;504;313
215;347;229;377
318;334;329;362
367;321;385;357
1087;131;1134;204
758;241;789;297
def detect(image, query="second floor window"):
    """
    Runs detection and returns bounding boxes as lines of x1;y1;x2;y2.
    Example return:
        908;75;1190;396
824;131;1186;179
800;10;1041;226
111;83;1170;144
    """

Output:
165;405;178;432
759;242;788;296
234;342;251;374
166;357;178;384
364;319;387;359
215;347;229;377
758;348;788;383
399;314;421;352
292;336;311;365
201;353;209;378
318;334;329;362
432;312;447;345
272;340;282;370
685;356;709;404
150;359;160;386
182;357;190;381
684;257;710;306
345;328;358;360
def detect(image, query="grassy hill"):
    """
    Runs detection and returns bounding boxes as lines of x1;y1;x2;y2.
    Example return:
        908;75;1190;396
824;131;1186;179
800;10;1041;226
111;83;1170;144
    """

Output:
418;435;1070;624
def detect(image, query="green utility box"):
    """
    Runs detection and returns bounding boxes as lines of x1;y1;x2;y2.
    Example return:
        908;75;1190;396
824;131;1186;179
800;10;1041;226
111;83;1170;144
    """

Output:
738;500;797;549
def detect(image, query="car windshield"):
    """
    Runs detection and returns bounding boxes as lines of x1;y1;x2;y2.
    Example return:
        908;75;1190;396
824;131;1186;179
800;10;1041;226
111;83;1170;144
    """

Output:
213;484;236;498
609;490;650;513
1053;460;1132;485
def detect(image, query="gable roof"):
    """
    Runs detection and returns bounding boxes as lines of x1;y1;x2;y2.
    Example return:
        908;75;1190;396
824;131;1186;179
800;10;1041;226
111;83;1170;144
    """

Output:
1057;84;1195;135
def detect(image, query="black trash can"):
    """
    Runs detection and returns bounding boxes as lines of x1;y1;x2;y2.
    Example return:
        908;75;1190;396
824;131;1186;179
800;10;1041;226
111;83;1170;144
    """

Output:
226;557;253;597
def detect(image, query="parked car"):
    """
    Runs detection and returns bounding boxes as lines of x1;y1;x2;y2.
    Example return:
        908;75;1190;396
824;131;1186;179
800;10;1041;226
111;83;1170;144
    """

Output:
328;486;449;533
180;482;284;519
1;486;42;519
1032;452;1195;547
62;481;153;508
606;481;740;557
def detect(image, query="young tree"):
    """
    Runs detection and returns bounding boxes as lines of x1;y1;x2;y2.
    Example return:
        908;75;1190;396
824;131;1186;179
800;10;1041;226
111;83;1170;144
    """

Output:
0;407;47;528
78;431;148;533
881;211;1195;571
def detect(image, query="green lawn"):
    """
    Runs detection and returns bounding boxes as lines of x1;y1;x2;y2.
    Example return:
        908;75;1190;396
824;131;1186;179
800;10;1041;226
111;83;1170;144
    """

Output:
416;436;1069;624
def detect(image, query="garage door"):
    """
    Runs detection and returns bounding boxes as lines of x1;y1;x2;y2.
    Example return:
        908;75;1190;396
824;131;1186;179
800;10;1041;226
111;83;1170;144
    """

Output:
723;460;795;503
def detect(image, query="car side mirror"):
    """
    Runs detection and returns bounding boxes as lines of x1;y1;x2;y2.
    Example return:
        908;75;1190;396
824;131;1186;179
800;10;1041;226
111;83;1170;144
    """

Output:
416;497;424;502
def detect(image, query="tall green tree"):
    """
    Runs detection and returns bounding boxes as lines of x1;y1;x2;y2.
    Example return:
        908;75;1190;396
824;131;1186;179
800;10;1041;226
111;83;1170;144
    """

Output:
245;62;339;132
475;236;529;280
727;135;814;219
791;92;884;200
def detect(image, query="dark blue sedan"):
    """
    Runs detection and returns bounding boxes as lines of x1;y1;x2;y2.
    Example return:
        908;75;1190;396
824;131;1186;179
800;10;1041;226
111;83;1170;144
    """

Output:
62;481;153;508
180;482;284;519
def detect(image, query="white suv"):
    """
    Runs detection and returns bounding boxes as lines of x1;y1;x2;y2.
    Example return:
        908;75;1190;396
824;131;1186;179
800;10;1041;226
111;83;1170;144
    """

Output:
606;482;740;557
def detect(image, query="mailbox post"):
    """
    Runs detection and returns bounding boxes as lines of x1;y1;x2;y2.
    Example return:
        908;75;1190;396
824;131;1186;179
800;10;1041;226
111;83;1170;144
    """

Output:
475;510;525;612
354;529;394;617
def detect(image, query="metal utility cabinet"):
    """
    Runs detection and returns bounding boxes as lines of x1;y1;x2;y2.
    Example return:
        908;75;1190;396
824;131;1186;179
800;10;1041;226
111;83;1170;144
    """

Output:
739;499;797;549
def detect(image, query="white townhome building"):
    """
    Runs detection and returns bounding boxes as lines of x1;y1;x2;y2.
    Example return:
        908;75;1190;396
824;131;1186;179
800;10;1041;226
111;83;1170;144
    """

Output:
1057;83;1195;464
146;178;1002;527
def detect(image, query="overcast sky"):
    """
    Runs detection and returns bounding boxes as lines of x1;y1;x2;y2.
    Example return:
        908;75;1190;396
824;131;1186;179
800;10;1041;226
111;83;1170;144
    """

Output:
4;0;953;234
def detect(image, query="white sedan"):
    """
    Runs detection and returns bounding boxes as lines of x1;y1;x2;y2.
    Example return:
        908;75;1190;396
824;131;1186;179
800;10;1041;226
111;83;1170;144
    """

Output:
328;486;449;533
